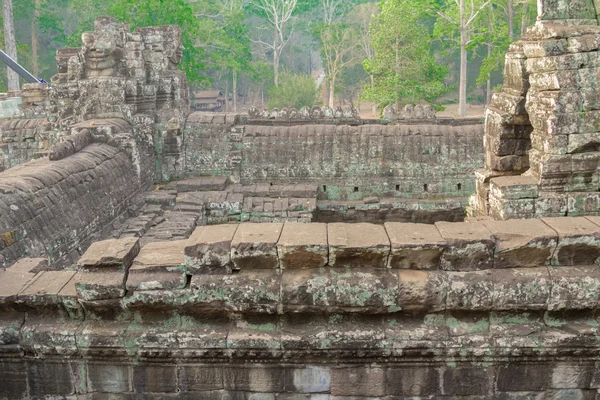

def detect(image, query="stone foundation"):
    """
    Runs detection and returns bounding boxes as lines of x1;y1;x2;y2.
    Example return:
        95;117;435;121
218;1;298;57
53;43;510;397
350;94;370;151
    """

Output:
3;217;600;398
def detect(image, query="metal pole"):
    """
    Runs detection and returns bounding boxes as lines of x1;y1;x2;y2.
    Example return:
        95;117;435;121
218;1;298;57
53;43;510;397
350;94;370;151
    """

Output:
0;49;40;84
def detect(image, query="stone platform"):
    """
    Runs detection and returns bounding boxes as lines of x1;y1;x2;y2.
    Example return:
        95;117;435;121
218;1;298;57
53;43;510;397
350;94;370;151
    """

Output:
3;217;600;398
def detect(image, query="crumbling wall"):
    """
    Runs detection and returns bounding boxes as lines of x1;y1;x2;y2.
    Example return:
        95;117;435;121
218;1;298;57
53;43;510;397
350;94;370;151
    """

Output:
472;0;600;220
0;143;141;267
182;115;485;201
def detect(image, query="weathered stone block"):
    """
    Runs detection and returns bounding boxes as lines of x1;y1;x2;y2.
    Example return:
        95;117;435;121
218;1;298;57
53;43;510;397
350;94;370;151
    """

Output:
542;217;600;265
493;268;551;310
27;360;77;398
489;195;536;220
282;269;335;311
496;364;551;391
74;272;126;301
78;237;140;272
332;269;398;311
489;175;539;200
446;270;494;310
0;270;36;305
385;222;446;269
0;361;28;399
18;271;77;306
398;270;447;312
328;223;390;269
131;240;186;272
441;366;495;396
223;365;284;392
231;223;283;270
191;270;280;314
277;222;328;269
386;366;439;396
7;258;47;274
550;363;594;389
330;366;386;397
436;222;495;271
284;366;331;393
178;365;224;392
133;364;177;393
548;266;600;310
484;219;557;268
126;271;187;291
87;362;132;393
185;225;238;274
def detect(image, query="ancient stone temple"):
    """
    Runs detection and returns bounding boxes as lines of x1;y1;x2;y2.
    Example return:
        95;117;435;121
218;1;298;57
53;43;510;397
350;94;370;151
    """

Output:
471;0;600;220
3;2;600;398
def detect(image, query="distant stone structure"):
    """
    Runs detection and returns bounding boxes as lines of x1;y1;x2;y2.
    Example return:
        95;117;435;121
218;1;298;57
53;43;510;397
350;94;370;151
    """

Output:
383;104;437;120
472;0;600;219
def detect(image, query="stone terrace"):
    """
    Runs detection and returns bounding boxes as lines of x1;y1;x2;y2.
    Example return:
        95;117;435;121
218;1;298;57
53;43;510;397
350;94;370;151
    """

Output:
3;217;600;398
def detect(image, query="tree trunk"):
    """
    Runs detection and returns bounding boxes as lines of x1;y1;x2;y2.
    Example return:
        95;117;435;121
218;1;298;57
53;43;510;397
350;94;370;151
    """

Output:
328;77;335;108
3;0;19;91
273;39;280;87
522;0;530;33
233;70;238;112
370;75;376;117
486;43;492;106
508;0;515;41
225;78;229;113
458;35;468;117
31;0;40;77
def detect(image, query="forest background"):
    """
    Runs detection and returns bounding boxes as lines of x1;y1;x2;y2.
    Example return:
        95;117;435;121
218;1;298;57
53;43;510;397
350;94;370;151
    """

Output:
1;0;537;117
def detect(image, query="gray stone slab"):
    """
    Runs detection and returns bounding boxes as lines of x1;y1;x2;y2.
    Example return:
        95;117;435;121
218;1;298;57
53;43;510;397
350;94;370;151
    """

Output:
277;223;328;269
231;223;283;270
185;225;238;274
328;223;390;269
385;222;446;269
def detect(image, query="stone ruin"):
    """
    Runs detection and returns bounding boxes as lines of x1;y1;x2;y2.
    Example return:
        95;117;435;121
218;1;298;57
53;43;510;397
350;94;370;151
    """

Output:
4;2;600;398
247;105;360;120
383;103;437;120
471;0;600;220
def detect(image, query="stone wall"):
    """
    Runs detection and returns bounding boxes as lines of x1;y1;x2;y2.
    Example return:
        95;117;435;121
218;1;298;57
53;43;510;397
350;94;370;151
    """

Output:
183;115;485;201
3;217;600;398
472;0;600;220
0;143;142;268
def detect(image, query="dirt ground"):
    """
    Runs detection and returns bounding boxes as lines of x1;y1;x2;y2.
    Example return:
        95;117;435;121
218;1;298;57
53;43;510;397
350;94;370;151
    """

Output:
358;101;486;119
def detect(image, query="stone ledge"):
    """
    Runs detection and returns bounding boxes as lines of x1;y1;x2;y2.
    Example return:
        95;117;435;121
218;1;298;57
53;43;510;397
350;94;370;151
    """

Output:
3;265;600;315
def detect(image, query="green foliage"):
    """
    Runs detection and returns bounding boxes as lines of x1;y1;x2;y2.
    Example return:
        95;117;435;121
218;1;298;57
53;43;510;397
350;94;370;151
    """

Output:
267;72;320;109
362;0;450;109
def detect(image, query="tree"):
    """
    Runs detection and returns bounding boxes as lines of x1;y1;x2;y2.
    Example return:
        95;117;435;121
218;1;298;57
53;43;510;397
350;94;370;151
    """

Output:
427;0;491;117
3;0;19;90
251;0;299;86
362;0;449;110
267;71;320;109
347;2;379;115
315;22;360;107
205;0;253;111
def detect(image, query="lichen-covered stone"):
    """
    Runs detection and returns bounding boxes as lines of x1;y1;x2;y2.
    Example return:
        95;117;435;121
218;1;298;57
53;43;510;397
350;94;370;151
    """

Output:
332;269;398;311
385;222;446;269
185;225;238;274
191;270;280;314
446;270;494;310
328;223;390;269
436;221;495;271
397;270;447;312
130;240;186;272
277;223;328;269
74;272;126;301
78;237;140;272
17;271;77;307
542;217;600;265
484;219;557;268
493;267;551;310
282;269;335;312
231;223;283;270
548;266;600;310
